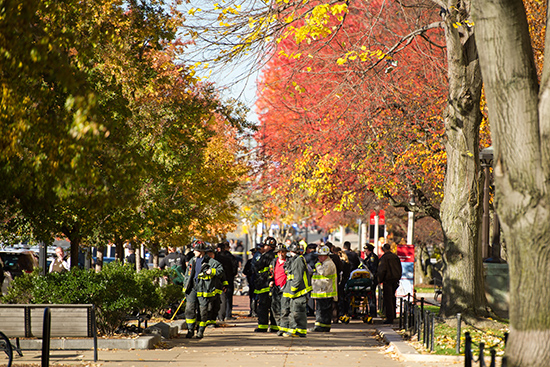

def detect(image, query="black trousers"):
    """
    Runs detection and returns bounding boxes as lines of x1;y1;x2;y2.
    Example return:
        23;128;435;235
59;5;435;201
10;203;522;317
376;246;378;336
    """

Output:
271;286;283;331
257;291;276;330
314;297;333;331
382;280;399;322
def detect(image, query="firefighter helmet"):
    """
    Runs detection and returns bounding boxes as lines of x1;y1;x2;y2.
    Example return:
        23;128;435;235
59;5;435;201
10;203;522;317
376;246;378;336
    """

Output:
264;237;277;248
275;244;288;253
287;241;300;253
194;240;208;252
316;245;330;256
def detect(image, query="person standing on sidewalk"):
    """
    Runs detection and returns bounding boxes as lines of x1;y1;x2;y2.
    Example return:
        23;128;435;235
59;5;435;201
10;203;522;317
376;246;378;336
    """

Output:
253;237;278;332
310;245;337;332
377;243;402;324
270;244;288;335
362;243;379;319
282;241;312;337
183;241;225;339
215;241;238;321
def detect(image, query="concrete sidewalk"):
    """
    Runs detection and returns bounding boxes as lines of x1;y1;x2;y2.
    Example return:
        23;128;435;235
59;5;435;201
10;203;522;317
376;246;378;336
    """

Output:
1;296;461;367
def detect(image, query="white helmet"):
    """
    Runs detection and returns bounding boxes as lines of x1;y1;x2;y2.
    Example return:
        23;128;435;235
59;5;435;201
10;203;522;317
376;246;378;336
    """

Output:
316;245;330;256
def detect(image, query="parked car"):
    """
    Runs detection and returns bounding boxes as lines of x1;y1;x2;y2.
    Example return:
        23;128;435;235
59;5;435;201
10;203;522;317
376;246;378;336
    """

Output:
0;249;38;279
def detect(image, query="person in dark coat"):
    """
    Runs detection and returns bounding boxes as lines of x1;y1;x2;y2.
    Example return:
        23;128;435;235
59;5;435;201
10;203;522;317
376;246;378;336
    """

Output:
326;242;343;321
343;241;360;271
377;243;402;324
362;243;379;318
243;248;257;316
215;241;239;321
253;237;277;332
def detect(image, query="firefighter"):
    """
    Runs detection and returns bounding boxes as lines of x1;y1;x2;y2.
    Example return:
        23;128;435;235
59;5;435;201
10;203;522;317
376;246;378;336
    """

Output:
183;241;224;339
270;244;288;335
310;245;337;332
282;241;312;337
253;236;278;332
207;245;227;328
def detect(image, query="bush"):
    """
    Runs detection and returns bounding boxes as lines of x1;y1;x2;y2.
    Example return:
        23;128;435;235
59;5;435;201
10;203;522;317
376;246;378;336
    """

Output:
0;262;180;335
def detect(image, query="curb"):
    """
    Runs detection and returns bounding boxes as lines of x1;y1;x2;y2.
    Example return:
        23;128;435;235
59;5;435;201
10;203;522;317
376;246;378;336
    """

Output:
17;334;162;350
377;325;462;364
16;320;187;351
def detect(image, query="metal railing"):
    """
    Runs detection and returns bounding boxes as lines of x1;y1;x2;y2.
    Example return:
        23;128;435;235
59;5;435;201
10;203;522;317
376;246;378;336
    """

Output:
398;294;508;366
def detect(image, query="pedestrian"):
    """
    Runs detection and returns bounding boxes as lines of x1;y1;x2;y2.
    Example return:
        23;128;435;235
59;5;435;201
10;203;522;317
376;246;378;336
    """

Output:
159;246;186;285
362;243;379;318
49;246;70;273
310;245;337;332
125;245;148;270
243;248;257;316
183;240;225;339
377;243;402;324
215;241;238;321
270;244;288;335
325;242;343;321
207;246;226;328
343;241;360;271
336;247;351;320
253;237;278;332
303;243;318;316
281;241;312;337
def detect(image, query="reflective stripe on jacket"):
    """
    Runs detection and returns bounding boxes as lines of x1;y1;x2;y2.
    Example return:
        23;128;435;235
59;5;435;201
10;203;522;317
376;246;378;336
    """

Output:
311;257;338;300
283;254;312;298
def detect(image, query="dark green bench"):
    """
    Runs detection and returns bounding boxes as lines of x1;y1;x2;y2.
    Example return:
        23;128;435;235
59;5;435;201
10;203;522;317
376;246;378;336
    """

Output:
0;304;98;362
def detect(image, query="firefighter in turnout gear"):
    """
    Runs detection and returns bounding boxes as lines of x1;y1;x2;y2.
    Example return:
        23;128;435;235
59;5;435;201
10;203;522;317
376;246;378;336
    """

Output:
281;241;312;337
183;241;225;339
310;245;337;332
270;244;288;335
207;245;228;327
253;236;278;332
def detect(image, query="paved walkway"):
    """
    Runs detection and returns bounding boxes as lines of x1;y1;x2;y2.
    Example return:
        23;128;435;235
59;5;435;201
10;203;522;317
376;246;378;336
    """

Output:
1;296;460;367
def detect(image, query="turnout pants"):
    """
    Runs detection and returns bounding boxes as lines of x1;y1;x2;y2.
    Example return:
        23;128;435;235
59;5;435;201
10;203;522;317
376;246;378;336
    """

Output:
314;297;333;331
257;291;276;330
270;286;283;332
185;289;199;331
290;295;308;337
279;296;291;334
209;293;221;325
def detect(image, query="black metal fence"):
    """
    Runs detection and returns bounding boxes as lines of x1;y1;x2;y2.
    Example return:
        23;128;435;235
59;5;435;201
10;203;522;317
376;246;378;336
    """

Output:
399;294;508;367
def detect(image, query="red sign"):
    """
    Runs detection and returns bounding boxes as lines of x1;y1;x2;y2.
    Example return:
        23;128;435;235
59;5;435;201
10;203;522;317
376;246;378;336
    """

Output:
369;210;386;225
396;244;414;263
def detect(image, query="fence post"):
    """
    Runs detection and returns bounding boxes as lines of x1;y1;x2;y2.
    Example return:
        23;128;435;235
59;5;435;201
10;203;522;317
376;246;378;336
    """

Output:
456;313;462;354
430;312;435;352
404;301;409;331
465;332;472;367
424;310;430;349
479;342;486;367
399;297;403;330
489;349;496;367
41;307;51;367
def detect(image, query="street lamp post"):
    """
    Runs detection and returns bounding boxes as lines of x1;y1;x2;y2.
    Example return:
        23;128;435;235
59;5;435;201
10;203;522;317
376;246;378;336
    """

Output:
480;146;494;259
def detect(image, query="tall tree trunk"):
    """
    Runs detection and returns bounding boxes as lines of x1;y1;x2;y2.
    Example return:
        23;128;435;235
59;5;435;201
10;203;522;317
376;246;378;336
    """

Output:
439;0;488;317
473;0;550;364
95;244;105;272
114;235;125;263
62;224;81;270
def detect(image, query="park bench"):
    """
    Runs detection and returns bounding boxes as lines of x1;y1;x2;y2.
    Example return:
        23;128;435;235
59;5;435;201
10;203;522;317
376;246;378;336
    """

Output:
0;304;98;363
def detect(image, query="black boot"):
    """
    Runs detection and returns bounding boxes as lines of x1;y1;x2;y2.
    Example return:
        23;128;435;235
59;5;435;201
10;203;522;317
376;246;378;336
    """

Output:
196;326;205;339
185;326;195;339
